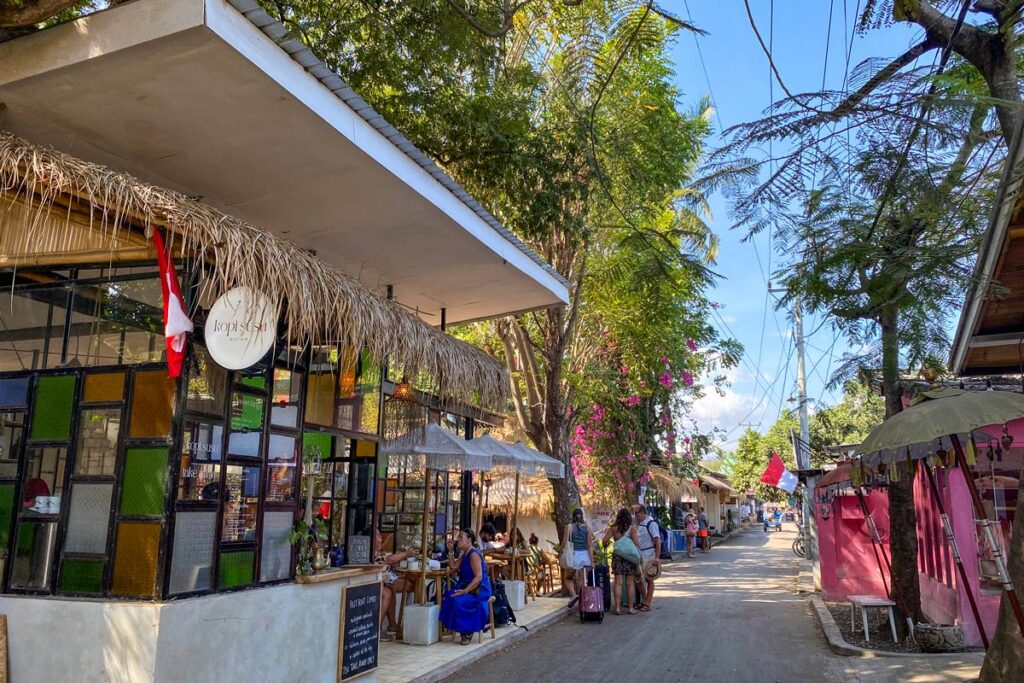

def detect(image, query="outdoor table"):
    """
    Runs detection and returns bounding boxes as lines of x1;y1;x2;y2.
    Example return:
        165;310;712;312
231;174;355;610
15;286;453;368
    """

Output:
848;594;898;643
395;567;454;639
486;559;508;584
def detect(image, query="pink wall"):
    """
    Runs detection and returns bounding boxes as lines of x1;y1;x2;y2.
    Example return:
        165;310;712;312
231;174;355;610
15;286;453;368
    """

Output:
816;488;891;601
914;462;1002;647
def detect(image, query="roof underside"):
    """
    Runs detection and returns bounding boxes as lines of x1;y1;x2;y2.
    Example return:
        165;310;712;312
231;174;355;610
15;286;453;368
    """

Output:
0;0;568;325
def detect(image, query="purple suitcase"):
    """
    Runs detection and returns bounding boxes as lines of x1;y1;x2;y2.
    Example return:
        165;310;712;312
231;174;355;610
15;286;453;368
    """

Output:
579;567;604;623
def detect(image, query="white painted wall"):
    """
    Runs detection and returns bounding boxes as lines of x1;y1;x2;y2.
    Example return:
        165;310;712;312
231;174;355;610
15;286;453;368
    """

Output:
0;572;383;683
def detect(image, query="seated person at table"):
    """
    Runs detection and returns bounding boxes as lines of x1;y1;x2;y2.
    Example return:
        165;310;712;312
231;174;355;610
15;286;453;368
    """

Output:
373;528;419;640
510;528;527;551
479;522;504;550
529;532;539;547
440;528;493;645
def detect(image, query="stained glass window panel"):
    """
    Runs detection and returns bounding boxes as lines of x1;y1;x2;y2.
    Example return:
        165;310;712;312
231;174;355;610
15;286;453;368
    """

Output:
218;549;254;589
128;371;175;438
63;483;113;554
60;558;104;594
30;375;76;441
119;447;168;516
82;373;125;404
0;377;29;408
111;521;161;597
168;510;216;594
260;510;294;582
74;408;120;476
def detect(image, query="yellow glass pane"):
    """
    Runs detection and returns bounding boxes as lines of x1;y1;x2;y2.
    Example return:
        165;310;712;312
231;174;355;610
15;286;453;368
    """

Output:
354;439;376;457
129;371;176;438
111;521;161;597
304;373;335;426
83;373;125;403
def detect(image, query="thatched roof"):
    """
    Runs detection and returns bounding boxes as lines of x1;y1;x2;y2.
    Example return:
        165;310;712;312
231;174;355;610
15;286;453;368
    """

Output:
649;467;701;502
0;133;507;407
487;474;553;518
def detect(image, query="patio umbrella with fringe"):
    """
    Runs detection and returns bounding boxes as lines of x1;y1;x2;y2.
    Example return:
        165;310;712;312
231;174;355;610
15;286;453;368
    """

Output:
381;424;493;601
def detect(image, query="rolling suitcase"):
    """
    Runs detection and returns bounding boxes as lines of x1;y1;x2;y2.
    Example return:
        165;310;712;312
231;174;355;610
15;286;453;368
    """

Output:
579;567;604;623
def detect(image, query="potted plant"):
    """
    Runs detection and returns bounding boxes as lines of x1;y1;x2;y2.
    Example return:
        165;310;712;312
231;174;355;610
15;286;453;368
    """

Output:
290;517;329;576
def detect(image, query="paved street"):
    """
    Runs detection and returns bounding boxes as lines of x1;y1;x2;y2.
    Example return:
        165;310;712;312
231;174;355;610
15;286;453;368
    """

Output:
445;527;982;683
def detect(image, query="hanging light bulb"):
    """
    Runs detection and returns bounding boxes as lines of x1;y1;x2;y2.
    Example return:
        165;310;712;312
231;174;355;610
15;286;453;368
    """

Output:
1001;424;1014;453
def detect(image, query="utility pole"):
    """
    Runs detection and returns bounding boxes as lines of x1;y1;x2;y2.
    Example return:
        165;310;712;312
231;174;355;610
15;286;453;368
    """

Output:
771;285;820;590
794;296;809;467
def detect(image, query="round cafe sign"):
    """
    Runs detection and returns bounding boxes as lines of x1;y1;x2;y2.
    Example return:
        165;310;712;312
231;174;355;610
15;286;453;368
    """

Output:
205;287;278;370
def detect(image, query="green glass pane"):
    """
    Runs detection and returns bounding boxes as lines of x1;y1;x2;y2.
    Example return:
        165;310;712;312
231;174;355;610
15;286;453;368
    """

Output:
218;549;254;588
240;374;267;391
30;375;76;441
302;431;332;461
60;558;104;594
0;483;13;547
120;447;168;516
231;393;265;431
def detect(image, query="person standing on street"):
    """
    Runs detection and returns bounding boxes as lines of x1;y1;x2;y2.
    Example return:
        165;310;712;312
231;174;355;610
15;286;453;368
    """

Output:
563;507;594;609
684;509;698;558
698;507;710;554
632;504;661;611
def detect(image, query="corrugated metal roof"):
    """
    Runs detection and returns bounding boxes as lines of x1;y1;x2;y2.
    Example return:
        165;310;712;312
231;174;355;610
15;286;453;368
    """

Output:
225;0;569;290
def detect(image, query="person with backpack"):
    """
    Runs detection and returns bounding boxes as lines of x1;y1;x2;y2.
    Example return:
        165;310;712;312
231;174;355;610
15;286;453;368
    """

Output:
632;504;661;611
603;507;641;615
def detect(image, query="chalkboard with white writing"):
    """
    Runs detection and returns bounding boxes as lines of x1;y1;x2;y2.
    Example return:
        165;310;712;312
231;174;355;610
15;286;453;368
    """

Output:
338;581;381;680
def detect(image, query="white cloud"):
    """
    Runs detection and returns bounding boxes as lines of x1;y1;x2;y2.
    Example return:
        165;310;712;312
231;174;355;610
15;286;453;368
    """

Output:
688;366;757;451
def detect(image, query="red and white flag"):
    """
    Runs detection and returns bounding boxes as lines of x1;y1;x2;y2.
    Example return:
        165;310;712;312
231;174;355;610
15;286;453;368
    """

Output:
760;452;798;494
152;230;193;378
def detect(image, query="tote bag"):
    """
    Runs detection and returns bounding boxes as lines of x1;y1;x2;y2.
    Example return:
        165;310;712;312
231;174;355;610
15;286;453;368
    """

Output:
612;536;641;566
559;539;576;570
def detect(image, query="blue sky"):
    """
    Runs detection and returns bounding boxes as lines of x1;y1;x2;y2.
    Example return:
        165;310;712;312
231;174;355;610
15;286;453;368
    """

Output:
669;2;919;449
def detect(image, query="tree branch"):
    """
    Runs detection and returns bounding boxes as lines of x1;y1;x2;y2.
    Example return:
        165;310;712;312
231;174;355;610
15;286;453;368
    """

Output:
0;0;80;27
830;40;938;120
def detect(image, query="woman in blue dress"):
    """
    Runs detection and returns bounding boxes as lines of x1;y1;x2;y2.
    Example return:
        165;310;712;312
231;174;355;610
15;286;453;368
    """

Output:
440;528;492;645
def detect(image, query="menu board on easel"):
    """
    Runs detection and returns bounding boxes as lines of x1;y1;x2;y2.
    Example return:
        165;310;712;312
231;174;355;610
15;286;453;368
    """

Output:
338;581;381;681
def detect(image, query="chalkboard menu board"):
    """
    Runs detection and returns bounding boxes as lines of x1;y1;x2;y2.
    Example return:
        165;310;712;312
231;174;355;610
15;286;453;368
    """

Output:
347;534;372;565
338;581;381;681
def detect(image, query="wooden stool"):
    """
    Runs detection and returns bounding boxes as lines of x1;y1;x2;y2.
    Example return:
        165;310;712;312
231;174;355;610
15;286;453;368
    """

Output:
479;596;496;643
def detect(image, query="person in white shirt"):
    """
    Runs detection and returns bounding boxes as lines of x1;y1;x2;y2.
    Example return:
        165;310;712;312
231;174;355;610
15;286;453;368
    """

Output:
631;504;661;611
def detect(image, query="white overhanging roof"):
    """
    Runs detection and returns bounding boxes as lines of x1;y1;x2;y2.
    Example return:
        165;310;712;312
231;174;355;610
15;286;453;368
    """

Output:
0;0;568;324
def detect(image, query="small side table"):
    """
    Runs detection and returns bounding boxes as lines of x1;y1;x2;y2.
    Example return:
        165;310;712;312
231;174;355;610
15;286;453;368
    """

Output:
849;594;898;643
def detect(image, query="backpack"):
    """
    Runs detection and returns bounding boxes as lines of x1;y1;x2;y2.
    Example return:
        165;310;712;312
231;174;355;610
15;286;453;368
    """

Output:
491;580;516;627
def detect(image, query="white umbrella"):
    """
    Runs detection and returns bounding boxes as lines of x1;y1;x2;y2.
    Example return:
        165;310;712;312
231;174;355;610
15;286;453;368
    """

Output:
381;424;493;602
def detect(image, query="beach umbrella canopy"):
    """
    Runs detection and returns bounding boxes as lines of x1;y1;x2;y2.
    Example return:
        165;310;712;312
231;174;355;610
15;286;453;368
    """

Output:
507;441;565;478
381;423;492;471
857;388;1019;465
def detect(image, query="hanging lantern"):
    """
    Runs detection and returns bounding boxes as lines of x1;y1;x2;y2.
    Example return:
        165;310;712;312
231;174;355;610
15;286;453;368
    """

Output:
393;377;415;402
1001;425;1014;453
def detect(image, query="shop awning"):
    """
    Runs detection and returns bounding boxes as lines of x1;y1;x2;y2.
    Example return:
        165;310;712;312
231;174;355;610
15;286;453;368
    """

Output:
0;0;568;325
698;471;735;494
0;132;508;406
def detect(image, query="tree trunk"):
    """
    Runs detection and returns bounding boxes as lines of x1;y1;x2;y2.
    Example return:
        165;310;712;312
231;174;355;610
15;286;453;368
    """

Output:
880;303;924;631
979;471;1024;681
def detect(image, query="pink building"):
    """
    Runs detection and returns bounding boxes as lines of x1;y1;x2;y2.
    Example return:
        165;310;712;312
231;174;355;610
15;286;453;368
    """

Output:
815;425;1020;648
